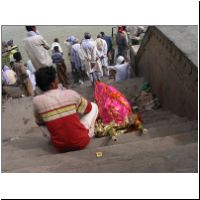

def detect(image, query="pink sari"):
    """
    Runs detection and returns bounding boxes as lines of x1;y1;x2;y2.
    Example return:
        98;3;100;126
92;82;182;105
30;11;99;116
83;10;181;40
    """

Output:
94;82;132;125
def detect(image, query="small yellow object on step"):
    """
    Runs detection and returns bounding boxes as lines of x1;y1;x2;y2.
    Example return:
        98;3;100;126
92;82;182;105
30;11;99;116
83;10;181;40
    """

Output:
143;128;149;134
96;151;103;158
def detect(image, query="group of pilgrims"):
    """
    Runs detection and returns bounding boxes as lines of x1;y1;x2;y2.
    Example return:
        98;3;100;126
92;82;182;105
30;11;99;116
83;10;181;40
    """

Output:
2;25;145;97
2;26;145;152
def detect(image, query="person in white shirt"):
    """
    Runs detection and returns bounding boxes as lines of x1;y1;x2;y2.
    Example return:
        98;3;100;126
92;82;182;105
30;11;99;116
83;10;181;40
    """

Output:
81;32;101;85
96;35;108;76
26;59;36;74
71;38;85;84
51;38;63;54
24;26;52;70
26;68;36;92
108;56;130;82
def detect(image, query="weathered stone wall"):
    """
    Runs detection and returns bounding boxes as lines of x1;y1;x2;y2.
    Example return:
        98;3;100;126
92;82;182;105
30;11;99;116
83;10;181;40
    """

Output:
134;26;198;119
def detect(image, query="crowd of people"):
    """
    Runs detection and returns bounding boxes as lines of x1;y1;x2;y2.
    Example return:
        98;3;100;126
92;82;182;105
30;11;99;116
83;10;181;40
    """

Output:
2;25;145;152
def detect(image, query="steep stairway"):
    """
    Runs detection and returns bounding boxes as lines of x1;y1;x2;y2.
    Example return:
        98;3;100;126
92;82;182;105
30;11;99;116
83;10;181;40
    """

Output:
1;77;198;173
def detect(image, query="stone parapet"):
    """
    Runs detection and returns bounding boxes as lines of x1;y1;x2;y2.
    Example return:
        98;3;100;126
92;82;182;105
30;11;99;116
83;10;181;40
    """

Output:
133;26;198;119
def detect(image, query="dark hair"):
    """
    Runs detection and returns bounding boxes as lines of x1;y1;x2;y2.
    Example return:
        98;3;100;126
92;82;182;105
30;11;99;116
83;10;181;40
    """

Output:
97;34;102;38
53;46;59;52
25;26;36;32
100;32;105;36
54;38;59;43
13;52;22;61
35;66;56;91
84;32;91;39
122;26;127;31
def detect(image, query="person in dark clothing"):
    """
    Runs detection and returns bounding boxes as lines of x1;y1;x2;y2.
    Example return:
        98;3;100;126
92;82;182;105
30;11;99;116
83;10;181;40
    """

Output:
13;52;34;96
115;27;129;61
51;46;68;88
100;32;113;65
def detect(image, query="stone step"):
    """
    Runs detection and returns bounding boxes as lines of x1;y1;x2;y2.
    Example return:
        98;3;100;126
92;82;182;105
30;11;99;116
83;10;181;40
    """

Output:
2;96;35;139
87;120;197;149
2;130;197;172
2;86;24;98
74;77;144;101
148;120;198;137
60;142;198;173
4;118;195;160
7;142;198;173
2;129;56;154
145;116;188;128
2;141;57;163
141;109;173;121
140;108;170;117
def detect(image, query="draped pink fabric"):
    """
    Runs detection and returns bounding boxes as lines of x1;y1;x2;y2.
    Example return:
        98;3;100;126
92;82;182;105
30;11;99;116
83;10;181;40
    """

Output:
94;82;132;125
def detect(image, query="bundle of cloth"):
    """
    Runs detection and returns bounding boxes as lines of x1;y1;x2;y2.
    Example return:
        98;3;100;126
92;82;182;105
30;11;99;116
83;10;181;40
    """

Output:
94;81;145;140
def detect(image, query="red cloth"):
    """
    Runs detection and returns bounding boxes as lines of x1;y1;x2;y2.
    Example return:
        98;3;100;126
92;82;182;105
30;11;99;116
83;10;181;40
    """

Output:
46;113;90;152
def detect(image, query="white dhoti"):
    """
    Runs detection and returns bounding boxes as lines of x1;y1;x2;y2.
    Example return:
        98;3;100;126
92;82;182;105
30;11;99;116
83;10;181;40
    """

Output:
80;102;99;138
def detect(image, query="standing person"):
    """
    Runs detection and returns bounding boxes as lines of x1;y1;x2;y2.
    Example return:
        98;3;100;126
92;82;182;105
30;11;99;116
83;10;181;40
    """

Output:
127;26;145;45
122;26;129;44
24;26;52;70
108;56;130;82
96;35;108;76
71;38;85;84
26;68;36;94
100;32;113;65
81;32;101;85
25;60;37;95
26;59;36;74
115;26;129;61
33;66;99;152
51;46;68;88
13;52;34;96
51;38;63;54
65;35;76;83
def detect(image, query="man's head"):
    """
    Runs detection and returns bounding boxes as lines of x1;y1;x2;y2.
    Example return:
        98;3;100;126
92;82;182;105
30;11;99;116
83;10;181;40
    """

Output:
100;32;105;36
117;56;125;64
53;46;59;52
13;52;22;62
25;26;36;32
3;65;9;71
84;32;91;39
10;61;14;69
35;66;58;92
72;38;79;44
97;34;102;38
54;38;59;43
118;26;123;33
66;35;76;45
122;26;127;31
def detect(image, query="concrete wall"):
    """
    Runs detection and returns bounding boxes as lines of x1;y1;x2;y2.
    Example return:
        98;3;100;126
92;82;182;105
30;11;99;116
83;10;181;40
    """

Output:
134;26;198;119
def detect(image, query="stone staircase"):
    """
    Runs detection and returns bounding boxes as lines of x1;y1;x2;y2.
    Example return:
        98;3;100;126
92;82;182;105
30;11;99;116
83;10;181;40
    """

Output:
1;77;198;173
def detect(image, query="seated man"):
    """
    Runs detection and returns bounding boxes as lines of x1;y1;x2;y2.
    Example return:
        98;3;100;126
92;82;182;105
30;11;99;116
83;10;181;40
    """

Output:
33;66;98;152
2;65;17;86
108;56;130;82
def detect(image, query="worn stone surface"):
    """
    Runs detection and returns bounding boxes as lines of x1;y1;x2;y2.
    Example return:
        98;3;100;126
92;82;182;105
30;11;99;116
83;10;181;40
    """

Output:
157;26;198;67
1;68;198;173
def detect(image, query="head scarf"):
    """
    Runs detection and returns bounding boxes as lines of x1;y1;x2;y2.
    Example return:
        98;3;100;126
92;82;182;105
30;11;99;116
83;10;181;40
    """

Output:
96;38;104;51
117;56;125;64
66;36;76;45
